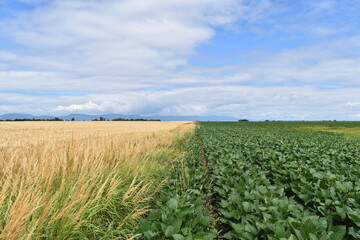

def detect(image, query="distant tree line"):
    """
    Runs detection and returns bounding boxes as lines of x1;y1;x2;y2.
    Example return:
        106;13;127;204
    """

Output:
112;118;161;121
0;118;64;122
91;117;108;121
0;117;161;122
91;117;160;121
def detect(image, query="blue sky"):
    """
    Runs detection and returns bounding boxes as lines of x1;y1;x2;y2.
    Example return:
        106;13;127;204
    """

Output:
1;0;360;120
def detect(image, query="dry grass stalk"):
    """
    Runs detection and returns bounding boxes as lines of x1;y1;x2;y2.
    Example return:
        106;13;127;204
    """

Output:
0;122;194;239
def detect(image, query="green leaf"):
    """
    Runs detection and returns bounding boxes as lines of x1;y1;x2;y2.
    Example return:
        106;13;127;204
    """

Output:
348;227;360;238
329;225;346;240
348;211;360;226
144;230;156;239
181;227;189;235
309;233;318;240
335;206;346;220
167;198;179;210
244;223;258;235
302;219;317;237
289;234;297;240
173;234;185;240
173;219;182;233
194;232;216;240
165;226;175;237
242;202;252;212
230;222;243;233
200;216;212;226
317;206;329;216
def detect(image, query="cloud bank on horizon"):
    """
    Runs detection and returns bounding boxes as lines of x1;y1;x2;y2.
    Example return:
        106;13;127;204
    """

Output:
1;0;360;120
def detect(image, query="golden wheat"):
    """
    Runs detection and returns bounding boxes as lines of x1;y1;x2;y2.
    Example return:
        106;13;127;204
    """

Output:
0;121;194;239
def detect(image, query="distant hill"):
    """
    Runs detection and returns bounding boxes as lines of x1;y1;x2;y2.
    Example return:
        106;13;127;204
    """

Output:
0;113;55;120
0;113;238;121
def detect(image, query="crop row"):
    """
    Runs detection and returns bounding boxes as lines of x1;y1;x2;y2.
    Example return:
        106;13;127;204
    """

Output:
200;122;360;239
136;130;216;240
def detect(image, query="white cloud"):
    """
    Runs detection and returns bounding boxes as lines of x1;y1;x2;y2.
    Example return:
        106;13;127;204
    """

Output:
38;85;359;120
345;102;360;107
56;101;101;112
55;101;129;113
0;0;248;76
0;0;275;92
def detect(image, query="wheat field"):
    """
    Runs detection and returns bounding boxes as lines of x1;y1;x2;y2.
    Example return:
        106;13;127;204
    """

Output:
0;121;194;240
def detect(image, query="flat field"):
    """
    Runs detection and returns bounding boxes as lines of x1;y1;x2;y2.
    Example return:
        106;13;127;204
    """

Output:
0;121;190;148
137;121;360;240
199;122;360;239
0;121;194;240
2;121;359;240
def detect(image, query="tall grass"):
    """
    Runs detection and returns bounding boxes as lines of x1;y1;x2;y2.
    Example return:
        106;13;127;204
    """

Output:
0;122;194;239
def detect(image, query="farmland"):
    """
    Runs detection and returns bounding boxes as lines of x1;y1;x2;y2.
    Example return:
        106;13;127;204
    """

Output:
137;121;360;239
1;121;359;239
0;122;194;239
200;122;360;239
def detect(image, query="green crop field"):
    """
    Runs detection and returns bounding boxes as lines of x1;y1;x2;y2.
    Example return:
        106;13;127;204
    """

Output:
137;121;360;240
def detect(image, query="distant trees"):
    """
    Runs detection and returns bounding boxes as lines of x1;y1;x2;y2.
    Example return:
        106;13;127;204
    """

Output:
0;118;64;122
112;118;161;121
0;117;161;122
92;117;107;121
51;117;63;121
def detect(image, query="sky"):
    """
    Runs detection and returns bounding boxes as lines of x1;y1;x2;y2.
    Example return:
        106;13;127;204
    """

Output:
1;0;360;120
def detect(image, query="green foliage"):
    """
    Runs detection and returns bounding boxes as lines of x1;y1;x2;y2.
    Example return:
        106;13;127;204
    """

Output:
136;131;216;239
199;122;360;239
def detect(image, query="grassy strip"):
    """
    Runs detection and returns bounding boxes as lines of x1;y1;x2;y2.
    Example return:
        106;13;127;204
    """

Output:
136;127;217;240
298;126;360;139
